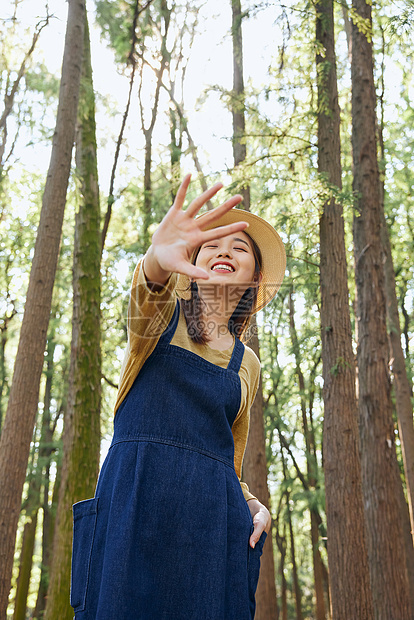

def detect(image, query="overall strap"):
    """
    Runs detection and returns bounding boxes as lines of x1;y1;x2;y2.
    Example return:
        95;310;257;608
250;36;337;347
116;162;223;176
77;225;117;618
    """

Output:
227;337;244;374
158;299;180;346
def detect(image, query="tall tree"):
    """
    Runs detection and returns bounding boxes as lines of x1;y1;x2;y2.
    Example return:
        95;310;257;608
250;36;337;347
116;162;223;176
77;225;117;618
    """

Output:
351;0;412;616
315;0;374;617
0;1;85;616
230;1;278;618
44;11;101;620
377;66;414;540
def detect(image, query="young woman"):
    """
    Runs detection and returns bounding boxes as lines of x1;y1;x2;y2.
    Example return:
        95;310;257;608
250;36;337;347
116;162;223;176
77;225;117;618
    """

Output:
70;175;286;620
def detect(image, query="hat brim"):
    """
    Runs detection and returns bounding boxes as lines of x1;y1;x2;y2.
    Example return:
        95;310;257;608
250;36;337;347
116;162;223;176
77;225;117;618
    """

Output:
176;209;286;313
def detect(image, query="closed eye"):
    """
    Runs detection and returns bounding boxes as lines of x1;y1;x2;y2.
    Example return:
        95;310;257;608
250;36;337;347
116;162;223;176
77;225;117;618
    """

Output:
234;247;248;252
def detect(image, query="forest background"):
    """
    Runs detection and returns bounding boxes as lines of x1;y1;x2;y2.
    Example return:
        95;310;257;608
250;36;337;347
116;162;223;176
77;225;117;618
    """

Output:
0;0;413;618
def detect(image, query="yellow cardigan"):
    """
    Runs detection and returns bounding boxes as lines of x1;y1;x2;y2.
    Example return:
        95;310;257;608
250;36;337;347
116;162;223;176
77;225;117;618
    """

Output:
114;259;260;502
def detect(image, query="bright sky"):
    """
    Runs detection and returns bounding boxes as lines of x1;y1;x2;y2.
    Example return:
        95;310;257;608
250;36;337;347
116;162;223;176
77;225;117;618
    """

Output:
5;0;284;192
4;0;404;190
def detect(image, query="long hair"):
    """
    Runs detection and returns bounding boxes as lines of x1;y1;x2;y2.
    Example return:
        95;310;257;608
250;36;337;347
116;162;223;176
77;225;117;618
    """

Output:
181;233;262;344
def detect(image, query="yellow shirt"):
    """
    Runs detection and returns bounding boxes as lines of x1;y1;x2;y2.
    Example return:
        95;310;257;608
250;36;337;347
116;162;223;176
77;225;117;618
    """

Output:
114;259;260;502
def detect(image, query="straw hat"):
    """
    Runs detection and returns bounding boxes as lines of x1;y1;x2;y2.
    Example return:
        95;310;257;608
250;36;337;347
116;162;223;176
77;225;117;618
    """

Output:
176;208;286;313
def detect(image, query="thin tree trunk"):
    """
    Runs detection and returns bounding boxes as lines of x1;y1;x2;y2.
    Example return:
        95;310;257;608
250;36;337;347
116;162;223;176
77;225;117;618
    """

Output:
44;12;101;619
276;521;288;620
15;332;57;620
278;436;303;620
163;87;213;207
288;291;326;620
32;330;61;619
0;2;85;616
231;0;250;207
230;2;278;617
12;512;38;620
377;57;414;541
33;454;62;620
351;0;412;616
286;490;303;620
0;306;17;433
316;0;374;617
275;494;288;620
0;17;50;168
169;104;182;201
139;0;170;251
101;62;136;256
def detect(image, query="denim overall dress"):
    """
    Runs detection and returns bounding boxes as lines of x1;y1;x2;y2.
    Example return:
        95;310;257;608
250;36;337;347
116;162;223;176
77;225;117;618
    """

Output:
70;301;266;619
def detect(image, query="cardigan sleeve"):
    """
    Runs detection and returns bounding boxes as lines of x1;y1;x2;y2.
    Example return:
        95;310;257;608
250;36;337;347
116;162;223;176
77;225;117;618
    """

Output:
114;258;178;415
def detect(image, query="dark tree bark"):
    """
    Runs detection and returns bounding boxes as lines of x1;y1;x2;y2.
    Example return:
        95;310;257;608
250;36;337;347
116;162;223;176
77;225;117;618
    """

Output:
351;0;412;616
230;2;278;618
43;12;101;620
316;0;374;617
0;2;85;616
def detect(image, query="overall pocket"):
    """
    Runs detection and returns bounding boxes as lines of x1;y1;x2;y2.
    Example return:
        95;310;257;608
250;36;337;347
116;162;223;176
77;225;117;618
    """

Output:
248;527;267;618
70;496;99;612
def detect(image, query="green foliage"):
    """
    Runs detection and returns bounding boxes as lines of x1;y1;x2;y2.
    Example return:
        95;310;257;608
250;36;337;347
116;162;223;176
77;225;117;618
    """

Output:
348;7;373;41
95;0;137;63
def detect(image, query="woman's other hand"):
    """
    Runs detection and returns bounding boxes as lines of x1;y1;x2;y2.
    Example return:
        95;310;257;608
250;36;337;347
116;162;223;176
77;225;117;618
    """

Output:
247;498;271;548
144;175;245;286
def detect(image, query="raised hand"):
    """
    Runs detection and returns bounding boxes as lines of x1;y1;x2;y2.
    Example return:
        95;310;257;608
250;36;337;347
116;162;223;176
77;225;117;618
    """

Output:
144;174;247;286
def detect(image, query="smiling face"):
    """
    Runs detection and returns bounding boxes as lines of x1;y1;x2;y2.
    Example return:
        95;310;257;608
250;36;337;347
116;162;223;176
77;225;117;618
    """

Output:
195;230;258;288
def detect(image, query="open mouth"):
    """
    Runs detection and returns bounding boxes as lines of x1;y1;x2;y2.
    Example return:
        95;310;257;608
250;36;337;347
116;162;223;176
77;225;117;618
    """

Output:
211;262;235;273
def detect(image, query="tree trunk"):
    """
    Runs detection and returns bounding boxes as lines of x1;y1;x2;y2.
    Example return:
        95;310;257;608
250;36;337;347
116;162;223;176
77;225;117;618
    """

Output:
230;2;278;617
33;454;61;620
286;491;303;620
32;329;60;619
288;291;326;620
231;0;250;207
0;307;17;433
351;0;412;616
15;333;58;620
316;0;374;618
139;0;170;251
164;89;213;208
377;78;414;542
43;12;101;620
0;2;85;616
275;512;288;620
12;512;38;620
244;355;279;620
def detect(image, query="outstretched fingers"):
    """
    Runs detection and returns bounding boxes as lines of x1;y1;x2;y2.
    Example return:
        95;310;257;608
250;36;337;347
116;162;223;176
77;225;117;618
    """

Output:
196;194;243;228
200;221;249;244
184;182;224;218
172;174;192;211
174;260;210;281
